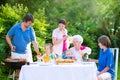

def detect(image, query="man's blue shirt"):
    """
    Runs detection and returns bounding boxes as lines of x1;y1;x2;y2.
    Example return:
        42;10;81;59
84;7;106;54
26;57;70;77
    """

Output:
98;48;115;79
7;23;36;54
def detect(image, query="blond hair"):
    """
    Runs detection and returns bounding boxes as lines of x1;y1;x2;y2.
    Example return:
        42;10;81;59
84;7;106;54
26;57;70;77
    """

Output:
45;43;53;53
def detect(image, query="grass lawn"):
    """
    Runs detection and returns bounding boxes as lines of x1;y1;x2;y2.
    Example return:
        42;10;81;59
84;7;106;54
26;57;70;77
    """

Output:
118;64;120;80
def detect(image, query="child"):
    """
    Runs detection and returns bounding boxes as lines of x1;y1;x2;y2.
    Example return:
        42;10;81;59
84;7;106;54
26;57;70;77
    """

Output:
88;35;114;80
97;35;114;80
41;43;55;63
52;19;68;59
64;49;74;59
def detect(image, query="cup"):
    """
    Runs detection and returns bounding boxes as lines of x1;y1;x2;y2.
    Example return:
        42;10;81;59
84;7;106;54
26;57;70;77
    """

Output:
26;62;30;65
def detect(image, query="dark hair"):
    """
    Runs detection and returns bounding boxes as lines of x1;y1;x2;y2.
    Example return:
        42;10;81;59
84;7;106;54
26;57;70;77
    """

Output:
58;19;67;25
23;13;34;23
98;35;111;47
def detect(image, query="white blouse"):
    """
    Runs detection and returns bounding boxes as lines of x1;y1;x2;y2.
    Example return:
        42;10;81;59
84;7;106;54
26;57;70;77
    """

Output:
52;28;67;56
70;47;83;62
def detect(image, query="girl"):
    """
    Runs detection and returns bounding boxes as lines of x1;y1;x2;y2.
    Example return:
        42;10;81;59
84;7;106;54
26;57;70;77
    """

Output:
41;43;55;63
52;19;69;59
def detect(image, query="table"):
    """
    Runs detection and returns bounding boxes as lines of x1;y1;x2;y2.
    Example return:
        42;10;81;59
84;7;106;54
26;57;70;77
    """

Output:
19;62;97;80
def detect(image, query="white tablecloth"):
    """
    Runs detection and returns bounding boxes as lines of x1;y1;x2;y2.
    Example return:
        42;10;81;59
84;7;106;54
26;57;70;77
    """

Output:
19;62;97;80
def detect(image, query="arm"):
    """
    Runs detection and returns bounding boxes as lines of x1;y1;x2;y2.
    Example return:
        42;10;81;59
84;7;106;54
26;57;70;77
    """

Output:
52;37;63;45
97;52;114;75
6;35;15;51
91;59;98;63
30;27;41;55
32;41;41;55
52;35;68;45
52;29;68;45
6;25;16;51
97;66;110;75
87;58;98;63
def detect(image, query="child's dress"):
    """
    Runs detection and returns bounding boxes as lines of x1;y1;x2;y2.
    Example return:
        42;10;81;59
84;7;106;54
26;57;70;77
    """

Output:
42;54;54;63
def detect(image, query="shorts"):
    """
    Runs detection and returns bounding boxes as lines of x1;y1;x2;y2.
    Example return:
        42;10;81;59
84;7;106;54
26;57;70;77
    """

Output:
97;71;112;80
11;52;33;62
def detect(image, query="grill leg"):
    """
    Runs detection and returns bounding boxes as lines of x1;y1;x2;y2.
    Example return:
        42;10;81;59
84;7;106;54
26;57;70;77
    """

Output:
7;69;15;80
13;71;15;80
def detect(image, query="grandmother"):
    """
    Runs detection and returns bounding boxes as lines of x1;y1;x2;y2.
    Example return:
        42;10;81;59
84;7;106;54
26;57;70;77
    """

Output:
70;35;84;62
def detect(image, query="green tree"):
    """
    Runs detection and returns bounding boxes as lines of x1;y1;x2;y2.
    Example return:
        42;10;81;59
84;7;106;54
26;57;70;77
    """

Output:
0;4;28;54
0;3;49;78
0;3;49;59
43;0;99;58
95;0;120;48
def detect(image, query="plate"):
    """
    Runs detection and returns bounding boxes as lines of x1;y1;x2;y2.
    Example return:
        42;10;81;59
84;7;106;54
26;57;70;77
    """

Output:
39;62;53;66
29;62;38;65
80;62;92;65
57;63;75;65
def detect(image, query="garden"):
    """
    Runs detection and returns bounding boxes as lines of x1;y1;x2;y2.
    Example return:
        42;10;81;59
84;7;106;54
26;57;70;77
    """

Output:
0;0;120;80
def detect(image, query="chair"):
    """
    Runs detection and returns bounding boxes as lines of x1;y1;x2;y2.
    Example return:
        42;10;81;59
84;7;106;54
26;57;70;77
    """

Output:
110;48;119;80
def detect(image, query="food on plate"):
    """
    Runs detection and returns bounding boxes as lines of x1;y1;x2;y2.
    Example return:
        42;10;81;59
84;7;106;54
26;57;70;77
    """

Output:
5;58;26;62
55;59;74;64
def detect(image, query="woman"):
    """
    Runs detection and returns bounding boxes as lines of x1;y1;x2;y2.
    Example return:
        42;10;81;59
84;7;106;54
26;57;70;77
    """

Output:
52;19;69;58
70;35;84;62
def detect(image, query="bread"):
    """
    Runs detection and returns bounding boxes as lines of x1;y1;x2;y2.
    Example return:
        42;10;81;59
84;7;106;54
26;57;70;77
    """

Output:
55;59;74;64
5;58;26;62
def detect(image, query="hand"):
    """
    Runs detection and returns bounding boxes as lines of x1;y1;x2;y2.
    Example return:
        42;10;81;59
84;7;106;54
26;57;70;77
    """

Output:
73;56;77;60
63;35;68;40
87;58;92;62
36;53;41;59
10;45;16;51
97;72;101;76
19;58;26;62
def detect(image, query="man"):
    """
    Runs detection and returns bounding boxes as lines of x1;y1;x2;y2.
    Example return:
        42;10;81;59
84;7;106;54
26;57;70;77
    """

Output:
6;14;41;62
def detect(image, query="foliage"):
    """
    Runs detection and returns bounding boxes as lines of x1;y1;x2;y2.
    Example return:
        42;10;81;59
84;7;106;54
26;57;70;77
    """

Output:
0;4;28;54
118;64;120;80
0;4;48;59
32;8;49;60
0;4;28;78
94;0;120;48
43;0;100;58
2;0;120;59
0;0;120;59
43;0;120;58
0;3;49;77
0;0;120;79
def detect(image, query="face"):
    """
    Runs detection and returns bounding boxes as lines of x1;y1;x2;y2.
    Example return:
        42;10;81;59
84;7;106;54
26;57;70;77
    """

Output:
45;46;52;55
58;23;65;31
45;46;51;55
24;21;33;28
98;42;104;49
73;39;81;49
66;51;71;57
